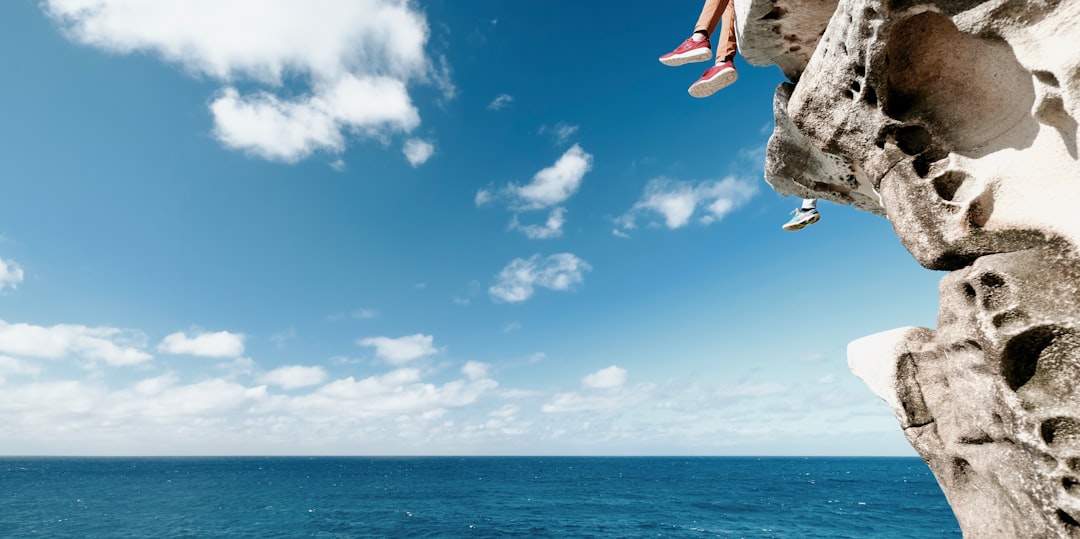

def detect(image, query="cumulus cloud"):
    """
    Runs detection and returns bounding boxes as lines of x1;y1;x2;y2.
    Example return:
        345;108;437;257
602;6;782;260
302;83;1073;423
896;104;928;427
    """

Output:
480;146;593;238
158;331;245;358
489;253;591;303
509;207;566;239
616;176;757;231
402;138;435;167
582;365;627;389
42;0;440;162
0;320;151;366
258;365;328;389
0;257;23;292
487;94;513;111
511;145;592;210
359;333;437;364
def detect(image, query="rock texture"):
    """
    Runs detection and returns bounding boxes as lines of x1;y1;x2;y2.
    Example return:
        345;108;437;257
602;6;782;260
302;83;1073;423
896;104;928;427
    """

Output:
737;0;1080;536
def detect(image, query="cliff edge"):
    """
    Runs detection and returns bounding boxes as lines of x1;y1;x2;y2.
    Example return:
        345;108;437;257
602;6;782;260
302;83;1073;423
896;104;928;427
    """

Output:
738;0;1080;536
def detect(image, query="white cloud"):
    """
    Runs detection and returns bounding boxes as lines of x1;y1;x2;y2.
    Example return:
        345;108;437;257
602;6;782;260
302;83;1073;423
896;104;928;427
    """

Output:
489;253;591;303
0;355;42;384
282;368;497;418
353;308;379;319
259;365;328;389
487;94;513;110
511;145;592;210
509;207;565;239
617;177;757;230
582;365;627;389
158;330;245;358
542;383;655;413
359;333;437;364
402;138;435;167
474;189;493;206
270;328;296;349
0;320;151;366
43;0;437;162
540;122;579;145
0;257;24;292
462;361;489;381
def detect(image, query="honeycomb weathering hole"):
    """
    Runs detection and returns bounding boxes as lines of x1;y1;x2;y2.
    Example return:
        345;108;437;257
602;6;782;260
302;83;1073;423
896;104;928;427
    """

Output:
884;11;1035;153
1042;417;1080;446
1002;326;1059;391
932;171;968;201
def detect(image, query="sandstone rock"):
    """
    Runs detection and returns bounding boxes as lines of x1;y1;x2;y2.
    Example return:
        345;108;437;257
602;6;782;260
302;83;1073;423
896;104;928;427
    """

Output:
739;0;1080;535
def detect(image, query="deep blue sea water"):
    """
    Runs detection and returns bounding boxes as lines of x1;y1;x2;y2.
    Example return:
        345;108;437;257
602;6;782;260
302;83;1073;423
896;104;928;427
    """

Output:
0;457;960;538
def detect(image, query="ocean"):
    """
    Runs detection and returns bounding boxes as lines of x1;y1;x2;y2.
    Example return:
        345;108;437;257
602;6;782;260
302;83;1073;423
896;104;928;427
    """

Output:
0;457;960;538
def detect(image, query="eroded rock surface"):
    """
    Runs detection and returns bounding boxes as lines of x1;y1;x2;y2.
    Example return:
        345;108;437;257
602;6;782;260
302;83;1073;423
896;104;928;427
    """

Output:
738;0;1080;535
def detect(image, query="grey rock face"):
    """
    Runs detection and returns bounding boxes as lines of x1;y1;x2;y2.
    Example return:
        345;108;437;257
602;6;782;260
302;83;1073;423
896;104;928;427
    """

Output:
737;0;1080;535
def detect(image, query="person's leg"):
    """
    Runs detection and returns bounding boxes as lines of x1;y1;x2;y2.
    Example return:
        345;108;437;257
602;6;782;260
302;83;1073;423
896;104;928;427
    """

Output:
687;0;738;98
782;199;821;231
693;0;725;37
715;0;738;63
660;0;725;67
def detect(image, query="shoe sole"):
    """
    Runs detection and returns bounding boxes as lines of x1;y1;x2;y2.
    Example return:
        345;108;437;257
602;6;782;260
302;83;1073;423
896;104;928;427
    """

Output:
659;48;712;67
688;68;738;98
782;213;821;231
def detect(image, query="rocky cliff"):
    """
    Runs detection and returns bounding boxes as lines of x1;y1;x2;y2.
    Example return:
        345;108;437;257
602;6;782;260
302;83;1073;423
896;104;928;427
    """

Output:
737;0;1080;536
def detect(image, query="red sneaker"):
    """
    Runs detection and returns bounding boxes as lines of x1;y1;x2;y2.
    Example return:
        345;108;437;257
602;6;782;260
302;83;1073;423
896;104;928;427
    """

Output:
688;61;738;98
659;36;712;66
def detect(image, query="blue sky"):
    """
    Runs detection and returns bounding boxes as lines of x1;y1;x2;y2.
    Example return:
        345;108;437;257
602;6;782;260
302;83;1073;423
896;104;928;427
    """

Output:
0;0;942;456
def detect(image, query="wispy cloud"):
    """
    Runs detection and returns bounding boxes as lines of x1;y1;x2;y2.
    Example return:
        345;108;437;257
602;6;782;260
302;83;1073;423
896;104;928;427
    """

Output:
358;333;437;364
158;330;245;358
0;257;24;292
489;253;591;303
42;0;441;162
258;365;328;389
509;207;566;239
539;122;579;145
616;176;757;231
487;94;513;111
542;365;654;414
403;138;435;167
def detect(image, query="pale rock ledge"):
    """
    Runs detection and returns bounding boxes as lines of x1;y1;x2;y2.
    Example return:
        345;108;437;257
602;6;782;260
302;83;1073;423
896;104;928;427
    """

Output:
735;0;1080;536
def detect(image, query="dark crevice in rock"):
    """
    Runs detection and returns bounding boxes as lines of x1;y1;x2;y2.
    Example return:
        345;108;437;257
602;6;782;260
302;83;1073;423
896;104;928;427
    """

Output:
761;6;787;20
1003;326;1057;391
1056;509;1080;530
1063;476;1080;496
1034;69;1060;87
1042;417;1080;447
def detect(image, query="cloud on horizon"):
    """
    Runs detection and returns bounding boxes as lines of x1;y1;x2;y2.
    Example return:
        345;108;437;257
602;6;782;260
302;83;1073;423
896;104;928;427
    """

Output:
0;319;152;366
